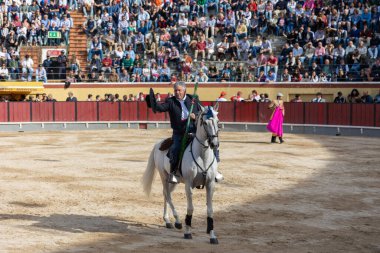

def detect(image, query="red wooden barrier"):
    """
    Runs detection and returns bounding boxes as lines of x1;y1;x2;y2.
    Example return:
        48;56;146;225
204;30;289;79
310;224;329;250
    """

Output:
147;102;166;121
120;102;138;121
376;104;380;127
55;102;75;121
235;102;258;122
284;102;304;124
32;102;53;122
0;103;8;122
258;102;272;123
217;102;235;122
352;104;375;126
304;103;327;125
9;102;31;122
138;101;148;121
327;103;350;125
99;102;119;121
77;102;97;121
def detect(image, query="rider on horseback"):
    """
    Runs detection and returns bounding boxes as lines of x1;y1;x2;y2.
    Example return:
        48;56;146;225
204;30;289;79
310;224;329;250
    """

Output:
148;81;224;184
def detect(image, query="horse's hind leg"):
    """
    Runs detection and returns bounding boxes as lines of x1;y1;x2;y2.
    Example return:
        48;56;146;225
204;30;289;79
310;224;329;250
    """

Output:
206;182;218;244
168;183;182;229
184;183;194;239
162;177;182;229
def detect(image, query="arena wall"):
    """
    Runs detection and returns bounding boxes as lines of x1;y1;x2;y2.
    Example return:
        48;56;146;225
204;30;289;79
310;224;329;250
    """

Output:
43;82;380;102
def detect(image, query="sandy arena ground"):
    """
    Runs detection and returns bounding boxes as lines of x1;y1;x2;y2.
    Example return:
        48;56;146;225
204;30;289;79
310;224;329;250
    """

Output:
0;129;379;253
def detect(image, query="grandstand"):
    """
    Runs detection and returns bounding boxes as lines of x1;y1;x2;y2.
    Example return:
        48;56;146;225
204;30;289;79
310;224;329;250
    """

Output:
0;0;379;102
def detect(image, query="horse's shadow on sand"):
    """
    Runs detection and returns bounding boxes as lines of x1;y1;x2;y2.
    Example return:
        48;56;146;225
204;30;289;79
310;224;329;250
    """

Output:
0;213;148;234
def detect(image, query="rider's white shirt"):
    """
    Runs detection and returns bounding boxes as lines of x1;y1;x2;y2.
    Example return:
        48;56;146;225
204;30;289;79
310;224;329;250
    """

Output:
178;95;189;121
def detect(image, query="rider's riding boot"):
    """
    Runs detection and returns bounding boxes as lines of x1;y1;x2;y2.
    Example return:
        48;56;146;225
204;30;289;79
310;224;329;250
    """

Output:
279;137;284;144
271;136;277;143
168;163;179;184
215;170;224;182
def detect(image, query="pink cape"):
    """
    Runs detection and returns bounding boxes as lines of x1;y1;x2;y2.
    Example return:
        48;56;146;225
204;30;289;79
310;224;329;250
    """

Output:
266;107;284;137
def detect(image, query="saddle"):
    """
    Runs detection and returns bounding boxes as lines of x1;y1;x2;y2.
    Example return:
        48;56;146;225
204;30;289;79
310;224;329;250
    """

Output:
159;137;173;151
159;135;194;151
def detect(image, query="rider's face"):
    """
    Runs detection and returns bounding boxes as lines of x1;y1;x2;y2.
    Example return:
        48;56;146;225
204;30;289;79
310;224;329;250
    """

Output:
174;86;186;100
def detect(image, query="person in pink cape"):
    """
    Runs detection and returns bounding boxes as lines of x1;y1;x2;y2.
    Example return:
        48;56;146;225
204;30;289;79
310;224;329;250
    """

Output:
267;92;285;143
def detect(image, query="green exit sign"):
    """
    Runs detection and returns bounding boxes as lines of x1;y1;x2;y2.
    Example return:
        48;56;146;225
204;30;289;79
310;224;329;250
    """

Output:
48;31;61;39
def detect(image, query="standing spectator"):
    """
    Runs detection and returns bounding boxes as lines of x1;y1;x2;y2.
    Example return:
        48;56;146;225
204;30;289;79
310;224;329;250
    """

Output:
217;91;227;102
57;50;67;79
21;54;34;81
361;91;374;104
311;92;326;103
291;94;302;102
334;91;347;103
66;91;77;102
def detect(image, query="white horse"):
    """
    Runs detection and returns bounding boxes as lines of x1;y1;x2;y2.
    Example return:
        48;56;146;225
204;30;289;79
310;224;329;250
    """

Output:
142;105;220;244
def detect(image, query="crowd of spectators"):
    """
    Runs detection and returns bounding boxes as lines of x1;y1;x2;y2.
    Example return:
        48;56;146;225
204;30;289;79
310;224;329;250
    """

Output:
73;0;380;83
0;0;73;81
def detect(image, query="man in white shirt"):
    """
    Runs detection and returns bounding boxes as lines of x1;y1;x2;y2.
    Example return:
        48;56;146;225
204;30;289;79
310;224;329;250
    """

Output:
21;55;34;81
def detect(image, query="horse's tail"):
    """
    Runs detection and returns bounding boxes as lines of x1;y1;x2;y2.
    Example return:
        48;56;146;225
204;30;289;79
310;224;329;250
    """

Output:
142;145;157;196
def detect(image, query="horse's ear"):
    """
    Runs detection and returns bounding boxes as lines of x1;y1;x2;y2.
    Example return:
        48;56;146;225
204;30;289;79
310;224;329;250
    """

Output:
214;102;219;112
199;104;205;112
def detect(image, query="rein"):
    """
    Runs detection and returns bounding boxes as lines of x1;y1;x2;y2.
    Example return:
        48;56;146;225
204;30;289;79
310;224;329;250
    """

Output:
190;139;216;189
190;115;218;189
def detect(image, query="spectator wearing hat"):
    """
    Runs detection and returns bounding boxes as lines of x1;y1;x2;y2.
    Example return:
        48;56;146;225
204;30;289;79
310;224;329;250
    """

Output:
267;92;285;144
217;91;227;102
57;50;68;79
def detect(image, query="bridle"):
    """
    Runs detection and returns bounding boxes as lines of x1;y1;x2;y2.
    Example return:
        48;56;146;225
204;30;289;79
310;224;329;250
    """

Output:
195;112;219;149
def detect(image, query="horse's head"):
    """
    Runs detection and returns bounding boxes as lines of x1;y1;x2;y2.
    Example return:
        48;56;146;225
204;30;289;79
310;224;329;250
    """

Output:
196;105;220;149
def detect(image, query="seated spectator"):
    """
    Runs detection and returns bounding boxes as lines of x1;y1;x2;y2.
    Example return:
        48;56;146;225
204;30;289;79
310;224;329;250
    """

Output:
280;68;291;82
0;63;9;80
237;36;250;61
257;70;266;82
159;63;170;82
108;68;120;82
36;64;47;83
265;70;276;82
194;69;209;82
83;16;98;37
88;37;103;62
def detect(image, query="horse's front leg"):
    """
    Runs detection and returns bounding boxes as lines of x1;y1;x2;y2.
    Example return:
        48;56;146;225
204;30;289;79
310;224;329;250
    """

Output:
184;183;194;239
206;181;218;244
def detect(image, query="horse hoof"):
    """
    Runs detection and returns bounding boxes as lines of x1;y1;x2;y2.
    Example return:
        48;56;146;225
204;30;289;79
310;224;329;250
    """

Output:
166;223;174;229
175;222;182;229
210;238;219;244
184;233;192;239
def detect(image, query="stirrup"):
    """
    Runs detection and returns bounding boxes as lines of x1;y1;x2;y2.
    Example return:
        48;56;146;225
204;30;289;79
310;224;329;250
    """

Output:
168;173;179;184
215;171;224;183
